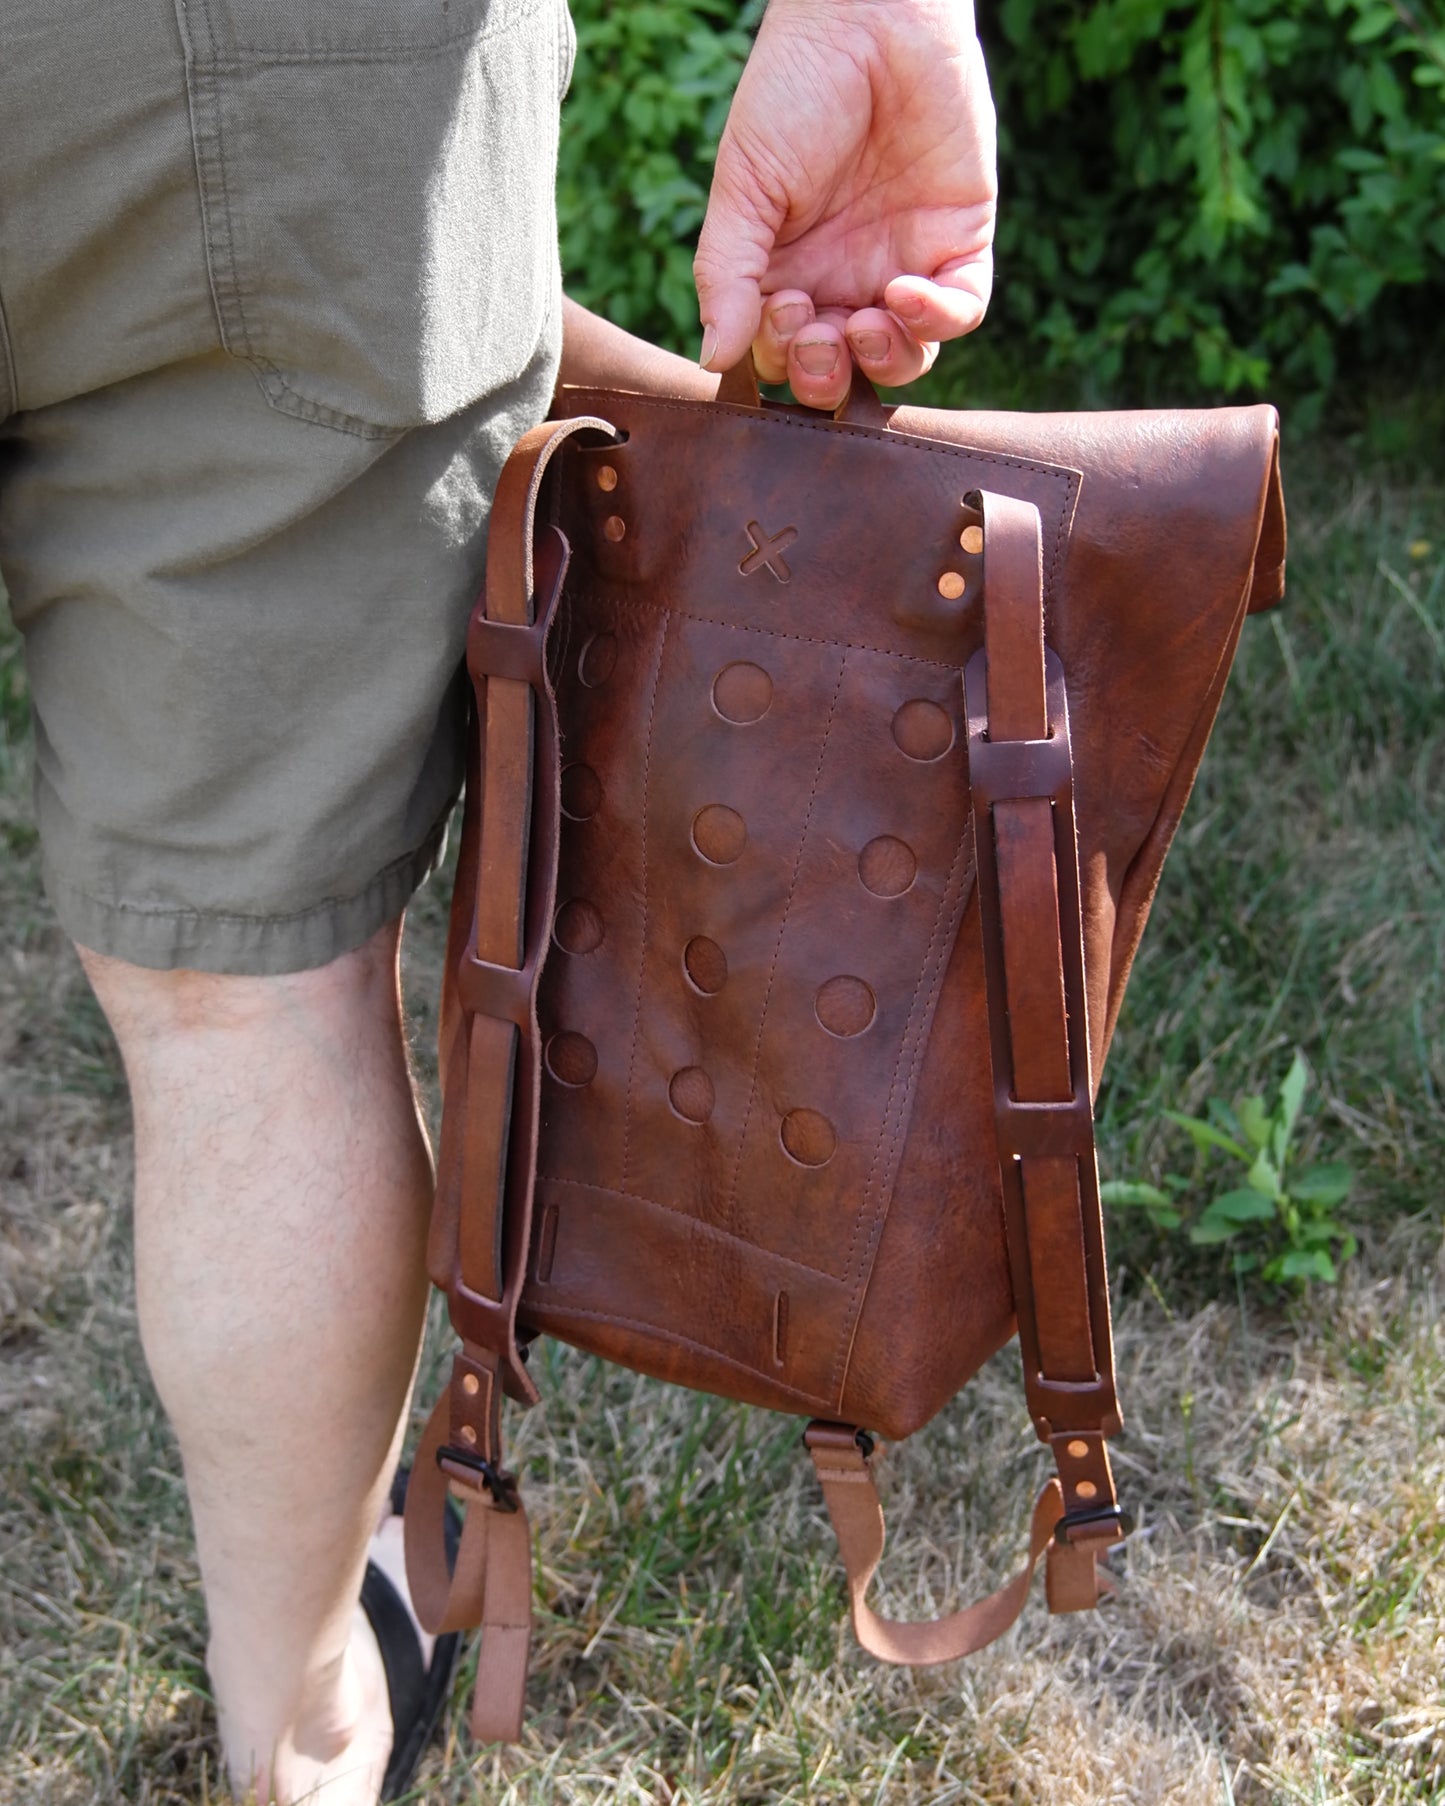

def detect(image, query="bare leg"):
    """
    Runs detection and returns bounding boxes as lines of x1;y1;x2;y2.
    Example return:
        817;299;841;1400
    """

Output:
81;918;434;1805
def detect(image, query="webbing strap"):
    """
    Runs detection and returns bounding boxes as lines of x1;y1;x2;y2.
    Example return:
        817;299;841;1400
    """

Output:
804;1426;1116;1664
405;1386;533;1743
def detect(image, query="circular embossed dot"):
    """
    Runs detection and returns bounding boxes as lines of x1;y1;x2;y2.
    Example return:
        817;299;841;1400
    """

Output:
815;975;877;1038
781;1108;837;1168
859;835;917;897
603;515;626;542
712;661;773;725
668;1067;715;1124
597;464;618;491
560;762;602;821
960;524;984;554
692;804;747;865
578;633;617;687
545;1032;597;1087
891;699;955;762
937;570;966;599
554;899;604;955
683;935;728;995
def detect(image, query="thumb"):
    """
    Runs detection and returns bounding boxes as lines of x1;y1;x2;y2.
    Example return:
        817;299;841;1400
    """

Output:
693;154;780;371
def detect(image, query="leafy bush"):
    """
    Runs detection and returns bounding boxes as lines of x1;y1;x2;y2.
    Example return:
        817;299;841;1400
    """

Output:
557;0;1445;402
558;0;762;352
986;0;1445;401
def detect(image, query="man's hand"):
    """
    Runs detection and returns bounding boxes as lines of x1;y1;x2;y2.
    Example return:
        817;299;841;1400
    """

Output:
694;0;997;410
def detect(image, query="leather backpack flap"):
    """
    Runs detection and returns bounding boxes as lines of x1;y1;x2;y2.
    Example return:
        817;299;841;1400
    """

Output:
514;388;1283;1440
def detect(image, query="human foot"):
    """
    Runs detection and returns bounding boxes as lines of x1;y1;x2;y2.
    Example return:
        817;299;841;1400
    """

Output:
359;1470;460;1802
221;1471;459;1806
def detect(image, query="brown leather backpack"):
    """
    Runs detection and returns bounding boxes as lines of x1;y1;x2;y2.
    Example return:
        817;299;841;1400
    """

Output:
404;361;1286;1741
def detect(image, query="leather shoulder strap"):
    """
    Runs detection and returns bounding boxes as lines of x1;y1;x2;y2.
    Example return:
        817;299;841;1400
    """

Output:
806;488;1128;1664
406;412;617;1742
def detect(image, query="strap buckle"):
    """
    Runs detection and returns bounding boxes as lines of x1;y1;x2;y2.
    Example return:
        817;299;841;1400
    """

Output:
436;1443;521;1514
802;1421;875;1460
1052;1502;1134;1548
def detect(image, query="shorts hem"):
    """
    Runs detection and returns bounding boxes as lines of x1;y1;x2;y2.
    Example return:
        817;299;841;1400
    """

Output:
43;816;453;976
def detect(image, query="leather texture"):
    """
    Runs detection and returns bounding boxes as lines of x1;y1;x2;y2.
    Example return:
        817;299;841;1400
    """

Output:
406;365;1285;1736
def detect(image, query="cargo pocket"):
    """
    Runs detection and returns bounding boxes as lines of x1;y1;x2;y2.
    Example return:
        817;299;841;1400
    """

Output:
176;0;568;439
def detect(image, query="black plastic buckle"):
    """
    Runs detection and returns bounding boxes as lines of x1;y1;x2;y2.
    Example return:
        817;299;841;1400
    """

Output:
800;1425;876;1459
436;1443;520;1514
1053;1502;1134;1547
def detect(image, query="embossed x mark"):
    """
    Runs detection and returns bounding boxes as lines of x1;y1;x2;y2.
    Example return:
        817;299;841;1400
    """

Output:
739;519;798;584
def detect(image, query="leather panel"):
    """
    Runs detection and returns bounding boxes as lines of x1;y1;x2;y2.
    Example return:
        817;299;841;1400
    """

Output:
496;386;1287;1440
525;1175;849;1407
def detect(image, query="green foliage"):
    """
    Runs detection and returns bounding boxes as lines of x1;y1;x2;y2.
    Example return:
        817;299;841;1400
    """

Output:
558;0;763;351
958;0;1445;400
1103;1052;1359;1286
556;0;1445;401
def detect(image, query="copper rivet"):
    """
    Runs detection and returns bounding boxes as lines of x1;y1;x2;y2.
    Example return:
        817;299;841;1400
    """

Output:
463;1373;481;1397
1075;1479;1098;1500
960;525;984;554
604;515;626;542
459;1424;478;1446
597;465;618;491
937;570;965;599
1067;1438;1089;1460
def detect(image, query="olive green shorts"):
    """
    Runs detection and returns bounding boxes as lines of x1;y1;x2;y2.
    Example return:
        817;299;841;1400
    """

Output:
0;0;573;974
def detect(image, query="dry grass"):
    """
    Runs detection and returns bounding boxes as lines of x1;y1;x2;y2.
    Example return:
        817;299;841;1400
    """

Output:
2;446;1443;1804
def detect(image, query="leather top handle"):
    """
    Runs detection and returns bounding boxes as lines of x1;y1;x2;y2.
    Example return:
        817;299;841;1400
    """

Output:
715;351;890;429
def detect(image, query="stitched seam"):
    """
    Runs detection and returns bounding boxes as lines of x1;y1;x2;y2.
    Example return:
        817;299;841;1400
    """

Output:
1043;471;1079;606
565;391;1071;478
563;394;1077;601
618;611;670;1193
521;1304;833;1409
534;1174;846;1285
43;824;445;929
721;648;848;1232
203;13;545;62
0;285;18;416
247;358;402;441
190;0;547;64
828;837;966;1401
568;586;964;670
828;830;979;1408
191;0;254;365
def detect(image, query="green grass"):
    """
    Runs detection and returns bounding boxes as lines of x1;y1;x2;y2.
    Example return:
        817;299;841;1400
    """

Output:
1;432;1442;1805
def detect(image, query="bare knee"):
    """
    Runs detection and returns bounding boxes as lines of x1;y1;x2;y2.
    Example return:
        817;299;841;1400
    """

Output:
77;918;406;1076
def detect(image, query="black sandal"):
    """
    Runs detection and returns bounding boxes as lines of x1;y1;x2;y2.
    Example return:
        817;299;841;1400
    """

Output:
360;1468;462;1804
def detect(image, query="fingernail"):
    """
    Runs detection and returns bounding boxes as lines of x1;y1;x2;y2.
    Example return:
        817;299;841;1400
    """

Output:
699;324;719;369
893;295;925;323
849;331;891;363
795;340;839;377
769;302;811;338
